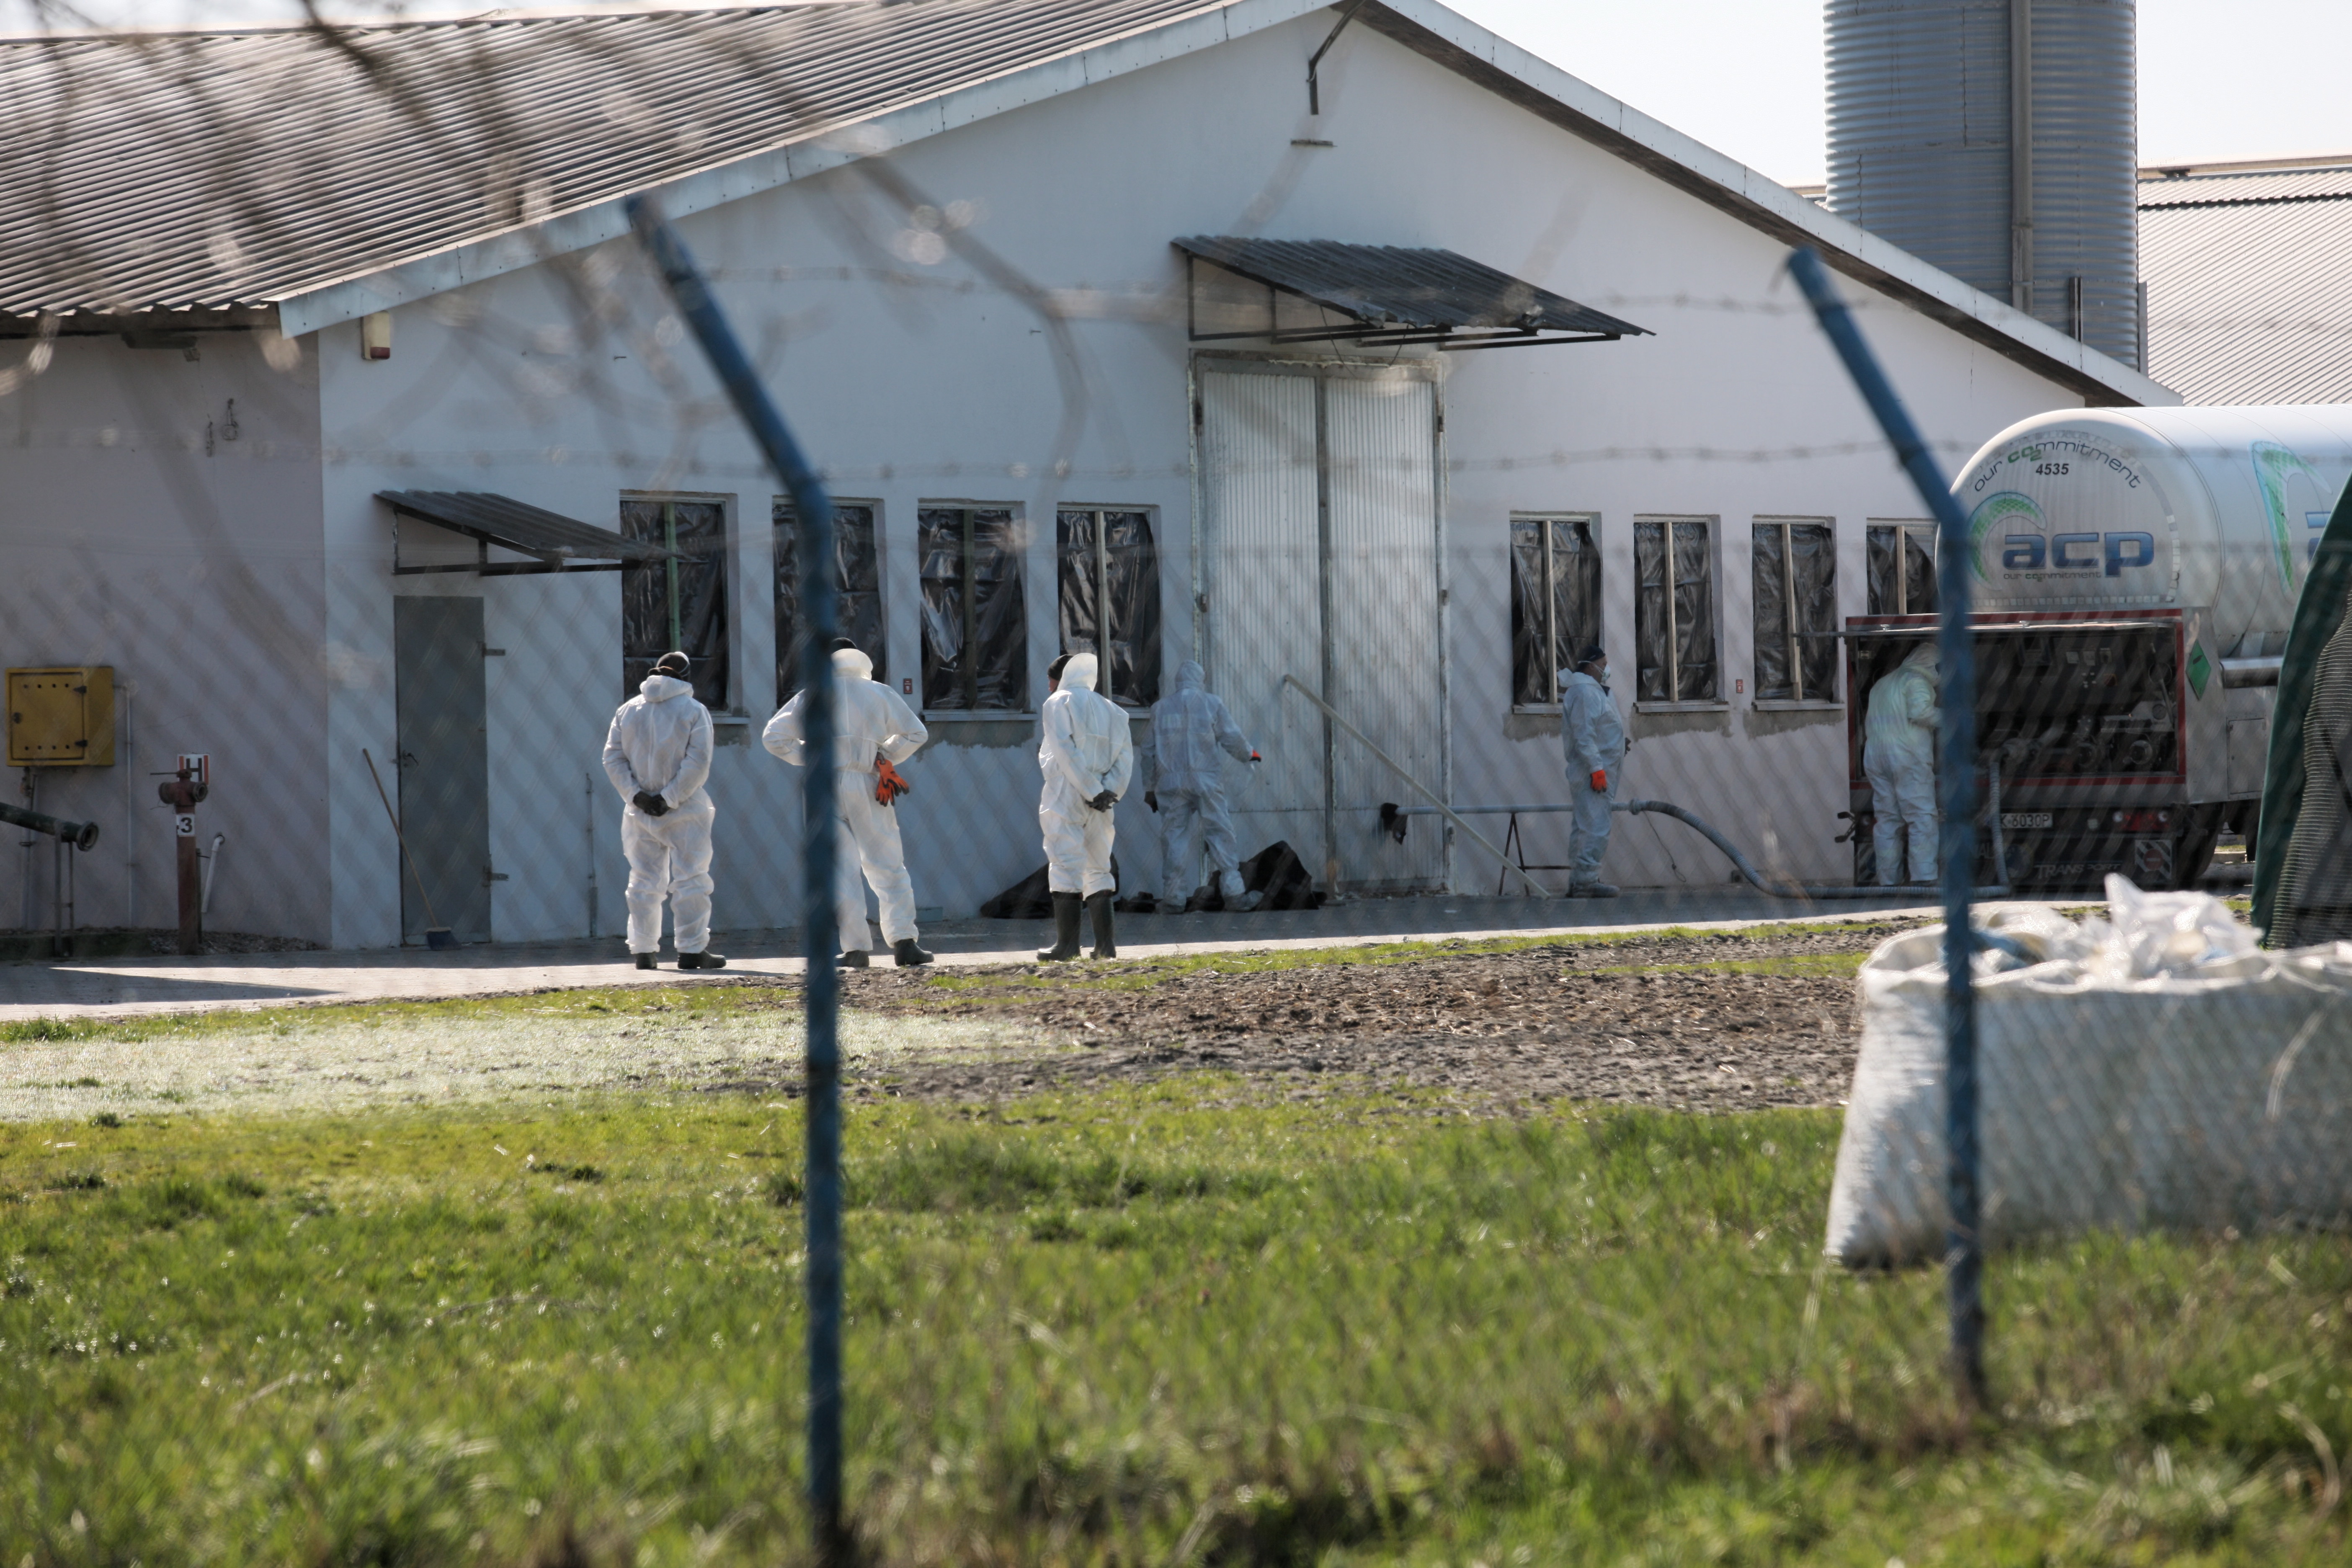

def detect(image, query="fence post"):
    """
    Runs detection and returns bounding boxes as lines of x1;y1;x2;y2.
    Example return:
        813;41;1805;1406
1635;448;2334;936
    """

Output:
628;197;850;1552
1786;248;1986;1405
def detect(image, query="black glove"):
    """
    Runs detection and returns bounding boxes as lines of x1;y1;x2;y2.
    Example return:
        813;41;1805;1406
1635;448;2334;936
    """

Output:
1145;791;1158;813
1088;790;1118;812
632;789;669;817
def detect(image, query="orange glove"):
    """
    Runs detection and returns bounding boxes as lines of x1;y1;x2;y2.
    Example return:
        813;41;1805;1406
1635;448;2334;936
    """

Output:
1589;770;1608;792
875;756;910;805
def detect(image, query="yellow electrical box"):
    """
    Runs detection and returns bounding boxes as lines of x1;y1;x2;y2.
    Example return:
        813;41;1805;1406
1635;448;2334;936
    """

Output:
6;667;116;766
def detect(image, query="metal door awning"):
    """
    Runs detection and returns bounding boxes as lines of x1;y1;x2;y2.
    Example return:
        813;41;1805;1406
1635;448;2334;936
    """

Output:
1176;235;1651;351
380;490;671;576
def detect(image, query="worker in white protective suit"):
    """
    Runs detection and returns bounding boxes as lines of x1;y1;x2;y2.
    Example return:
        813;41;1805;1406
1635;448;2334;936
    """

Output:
1143;660;1261;913
1037;650;1134;961
1559;644;1627;898
1864;641;1942;886
602;650;725;970
763;642;934;968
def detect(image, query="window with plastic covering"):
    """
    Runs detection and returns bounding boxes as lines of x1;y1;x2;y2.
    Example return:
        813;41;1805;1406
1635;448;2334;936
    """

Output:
1753;519;1838;701
775;500;884;695
620;497;730;710
1866;522;1937;616
1509;514;1601;706
1057;508;1161;707
1633;516;1718;703
918;505;1028;711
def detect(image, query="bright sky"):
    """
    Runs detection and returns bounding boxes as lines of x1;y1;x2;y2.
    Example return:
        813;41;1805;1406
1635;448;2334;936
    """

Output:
1445;0;2352;185
15;0;2352;186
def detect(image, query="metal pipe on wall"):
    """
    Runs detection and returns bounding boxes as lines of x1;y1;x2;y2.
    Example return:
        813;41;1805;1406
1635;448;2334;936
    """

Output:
2009;0;2034;312
122;684;136;928
585;771;599;939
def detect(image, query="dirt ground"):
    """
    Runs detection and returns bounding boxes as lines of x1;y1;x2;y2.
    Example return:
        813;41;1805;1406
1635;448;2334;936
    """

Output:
821;920;1922;1112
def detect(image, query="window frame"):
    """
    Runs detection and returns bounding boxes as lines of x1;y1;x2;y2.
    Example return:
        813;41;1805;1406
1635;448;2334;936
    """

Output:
1509;511;1602;710
619;492;734;712
1751;516;1840;707
916;501;1029;716
1632;514;1723;709
1866;521;1939;617
774;496;885;697
1055;505;1162;709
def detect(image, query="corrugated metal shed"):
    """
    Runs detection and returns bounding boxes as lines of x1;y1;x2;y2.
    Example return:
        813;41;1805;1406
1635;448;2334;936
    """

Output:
2139;160;2352;404
1174;236;1648;347
0;0;1224;325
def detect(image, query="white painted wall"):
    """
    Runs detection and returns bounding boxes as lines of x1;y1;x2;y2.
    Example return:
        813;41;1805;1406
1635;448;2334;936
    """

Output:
0;333;324;941
7;9;2102;944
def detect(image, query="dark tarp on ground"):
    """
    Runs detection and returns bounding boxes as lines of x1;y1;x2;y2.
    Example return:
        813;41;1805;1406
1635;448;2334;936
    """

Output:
979;856;1124;919
621;498;730;709
774;501;885;691
1111;840;1325;915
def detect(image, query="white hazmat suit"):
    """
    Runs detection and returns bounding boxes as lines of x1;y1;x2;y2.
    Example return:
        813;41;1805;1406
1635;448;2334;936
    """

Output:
1039;652;1133;897
602;673;716;955
763;648;930;956
1559;667;1627;887
1145;660;1254;904
1864;642;1941;886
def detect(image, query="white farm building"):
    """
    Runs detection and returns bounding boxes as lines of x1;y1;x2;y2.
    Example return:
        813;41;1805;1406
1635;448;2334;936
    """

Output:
0;0;2169;949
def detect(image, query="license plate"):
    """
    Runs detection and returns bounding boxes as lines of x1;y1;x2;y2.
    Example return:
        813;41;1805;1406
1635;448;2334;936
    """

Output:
2001;812;2053;830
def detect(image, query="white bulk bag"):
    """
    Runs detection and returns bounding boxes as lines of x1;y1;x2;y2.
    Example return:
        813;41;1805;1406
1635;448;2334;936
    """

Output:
1826;879;2352;1266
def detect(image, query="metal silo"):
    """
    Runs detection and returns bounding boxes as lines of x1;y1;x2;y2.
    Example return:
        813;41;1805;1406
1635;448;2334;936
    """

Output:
1826;0;2141;369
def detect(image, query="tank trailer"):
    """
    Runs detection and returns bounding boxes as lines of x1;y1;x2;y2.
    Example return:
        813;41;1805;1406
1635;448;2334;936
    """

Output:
1846;406;2352;891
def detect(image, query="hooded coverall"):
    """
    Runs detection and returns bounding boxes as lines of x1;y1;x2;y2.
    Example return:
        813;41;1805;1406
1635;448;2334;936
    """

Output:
1864;642;1942;886
1145;660;1254;903
763;648;930;955
1039;652;1134;897
602;673;716;956
1559;668;1627;886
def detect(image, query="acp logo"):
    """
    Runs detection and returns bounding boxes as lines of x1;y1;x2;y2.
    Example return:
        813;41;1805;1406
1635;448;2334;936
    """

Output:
1967;490;2155;577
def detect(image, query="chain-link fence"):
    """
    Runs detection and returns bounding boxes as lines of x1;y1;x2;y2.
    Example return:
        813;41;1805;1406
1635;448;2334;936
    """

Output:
5;2;2352;1563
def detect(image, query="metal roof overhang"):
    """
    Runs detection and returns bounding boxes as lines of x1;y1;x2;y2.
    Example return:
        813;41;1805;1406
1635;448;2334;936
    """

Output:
1175;236;1651;352
379;490;668;576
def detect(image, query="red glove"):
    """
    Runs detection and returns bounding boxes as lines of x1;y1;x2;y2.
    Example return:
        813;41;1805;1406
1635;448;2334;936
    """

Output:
1589;770;1608;792
875;756;910;805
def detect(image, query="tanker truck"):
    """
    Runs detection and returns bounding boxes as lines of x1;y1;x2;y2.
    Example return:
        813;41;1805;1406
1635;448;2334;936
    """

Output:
1845;406;2352;891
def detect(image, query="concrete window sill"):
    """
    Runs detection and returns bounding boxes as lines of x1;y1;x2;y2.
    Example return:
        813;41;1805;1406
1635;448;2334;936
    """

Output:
1750;699;1844;712
1633;701;1731;714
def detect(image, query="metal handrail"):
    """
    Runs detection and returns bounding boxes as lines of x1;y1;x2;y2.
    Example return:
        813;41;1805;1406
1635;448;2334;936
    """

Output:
1279;676;1552;899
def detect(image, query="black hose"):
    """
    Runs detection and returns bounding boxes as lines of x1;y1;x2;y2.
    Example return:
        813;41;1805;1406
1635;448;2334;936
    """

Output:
1614;799;2009;901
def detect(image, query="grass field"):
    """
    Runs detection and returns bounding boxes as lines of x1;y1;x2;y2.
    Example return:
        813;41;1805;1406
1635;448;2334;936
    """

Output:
5;1070;2349;1565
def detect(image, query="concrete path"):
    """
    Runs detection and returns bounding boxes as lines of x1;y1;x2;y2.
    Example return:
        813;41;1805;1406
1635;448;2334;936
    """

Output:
1;888;2040;1022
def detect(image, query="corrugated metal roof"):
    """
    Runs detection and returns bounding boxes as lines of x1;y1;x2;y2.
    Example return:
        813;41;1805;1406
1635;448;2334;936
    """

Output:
1173;235;1649;343
0;0;2167;405
380;490;669;563
2139;165;2352;209
2138;163;2352;403
0;0;1227;322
